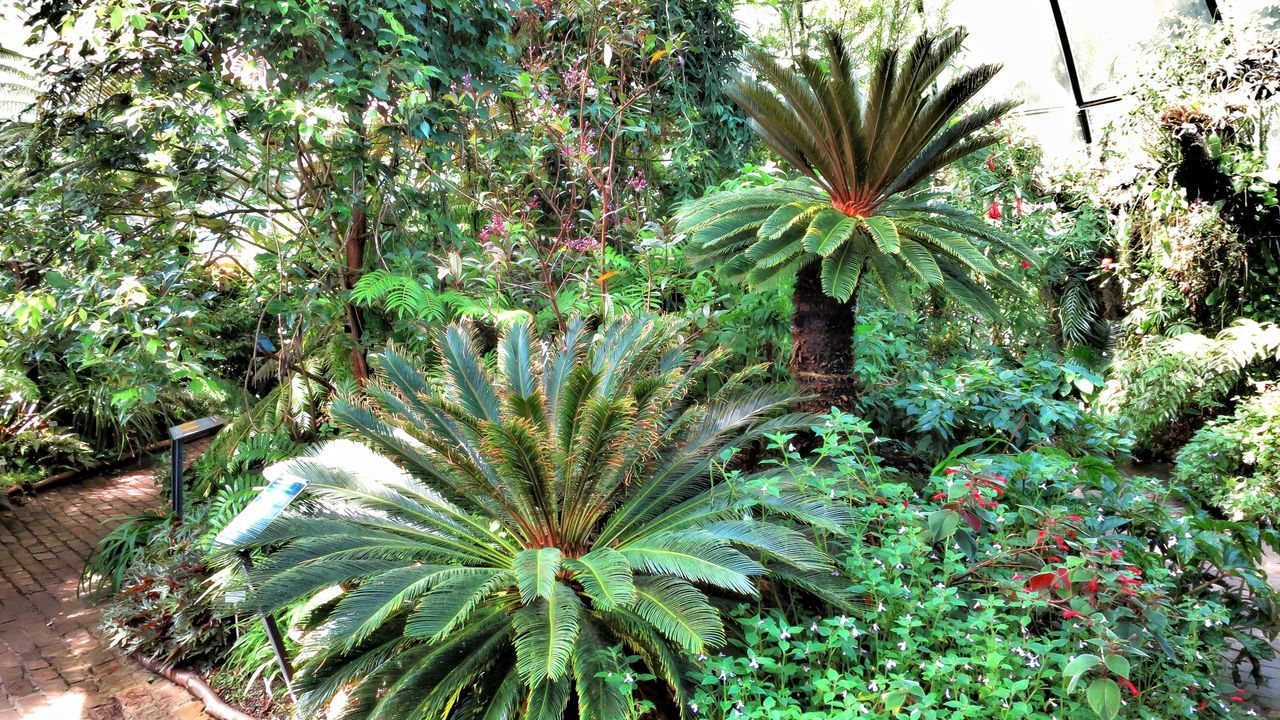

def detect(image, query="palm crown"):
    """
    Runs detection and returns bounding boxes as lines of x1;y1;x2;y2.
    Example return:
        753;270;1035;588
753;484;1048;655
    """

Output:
676;28;1035;314
239;316;845;720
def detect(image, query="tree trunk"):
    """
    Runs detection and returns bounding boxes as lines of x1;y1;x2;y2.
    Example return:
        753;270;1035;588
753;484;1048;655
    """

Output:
789;260;858;413
342;208;370;385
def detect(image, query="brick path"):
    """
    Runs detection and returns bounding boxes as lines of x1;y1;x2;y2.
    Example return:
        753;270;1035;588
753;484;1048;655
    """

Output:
0;453;212;720
1237;550;1280;716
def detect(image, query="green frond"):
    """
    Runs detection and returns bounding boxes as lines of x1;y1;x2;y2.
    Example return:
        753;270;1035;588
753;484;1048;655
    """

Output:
859;215;900;254
515;547;563;604
631;576;723;653
573;619;630;720
802;207;849;254
759;200;824;240
513;583;582;685
820;240;868;302
566;547;634;611
403;571;510;643
621;534;761;596
525;678;572;720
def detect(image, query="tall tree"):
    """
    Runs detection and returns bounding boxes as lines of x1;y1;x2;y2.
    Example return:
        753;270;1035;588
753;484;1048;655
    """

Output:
677;28;1035;411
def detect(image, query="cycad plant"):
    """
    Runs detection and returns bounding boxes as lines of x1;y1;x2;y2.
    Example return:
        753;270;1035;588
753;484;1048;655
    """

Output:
676;28;1035;410
239;316;845;720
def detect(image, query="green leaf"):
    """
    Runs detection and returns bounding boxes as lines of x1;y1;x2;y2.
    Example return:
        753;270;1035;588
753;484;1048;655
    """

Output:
513;583;582;685
621;534;761;595
1064;653;1101;692
802;208;848;254
926;509;961;542
815;215;860;257
403;572;504;642
525;677;572;720
573;620;629;720
1086;677;1122;720
515;547;563;604
1103;655;1130;678
567;547;634;610
631;576;722;653
758;201;818;240
860;215;900;253
820;240;867;302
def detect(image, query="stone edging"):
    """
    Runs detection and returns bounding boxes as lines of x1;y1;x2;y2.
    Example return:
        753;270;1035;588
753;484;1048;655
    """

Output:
136;656;266;720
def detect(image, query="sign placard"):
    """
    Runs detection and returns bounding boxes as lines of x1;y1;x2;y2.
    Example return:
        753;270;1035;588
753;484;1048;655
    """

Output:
214;468;308;547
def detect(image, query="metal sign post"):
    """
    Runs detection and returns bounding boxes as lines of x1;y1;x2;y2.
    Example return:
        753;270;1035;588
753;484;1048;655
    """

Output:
214;465;310;695
167;415;226;520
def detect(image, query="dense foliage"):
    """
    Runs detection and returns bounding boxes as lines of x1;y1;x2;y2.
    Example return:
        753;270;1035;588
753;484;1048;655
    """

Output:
692;417;1279;719
7;1;1279;719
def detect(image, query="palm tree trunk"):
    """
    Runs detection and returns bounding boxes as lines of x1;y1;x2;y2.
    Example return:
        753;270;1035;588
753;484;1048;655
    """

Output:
789;260;858;412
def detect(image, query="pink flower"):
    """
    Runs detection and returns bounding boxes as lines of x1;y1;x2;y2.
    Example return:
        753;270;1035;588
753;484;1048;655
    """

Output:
479;215;507;242
626;171;648;191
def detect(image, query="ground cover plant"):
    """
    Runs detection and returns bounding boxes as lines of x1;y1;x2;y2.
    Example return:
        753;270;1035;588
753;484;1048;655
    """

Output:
692;415;1280;719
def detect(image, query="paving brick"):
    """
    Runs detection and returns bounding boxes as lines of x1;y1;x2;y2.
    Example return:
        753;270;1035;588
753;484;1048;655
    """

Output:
0;444;214;720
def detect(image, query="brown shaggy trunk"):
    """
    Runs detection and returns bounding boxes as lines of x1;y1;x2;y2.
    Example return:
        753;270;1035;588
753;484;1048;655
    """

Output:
789;260;858;413
342;208;370;385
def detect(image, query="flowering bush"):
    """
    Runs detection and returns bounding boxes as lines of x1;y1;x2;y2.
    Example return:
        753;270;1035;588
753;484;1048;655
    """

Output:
691;413;1279;719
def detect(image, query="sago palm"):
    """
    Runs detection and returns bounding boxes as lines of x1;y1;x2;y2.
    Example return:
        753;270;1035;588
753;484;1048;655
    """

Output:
239;316;845;720
676;28;1035;410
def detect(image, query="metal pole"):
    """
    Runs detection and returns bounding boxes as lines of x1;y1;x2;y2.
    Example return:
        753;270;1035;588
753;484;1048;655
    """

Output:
237;551;296;692
171;440;184;520
1047;0;1093;145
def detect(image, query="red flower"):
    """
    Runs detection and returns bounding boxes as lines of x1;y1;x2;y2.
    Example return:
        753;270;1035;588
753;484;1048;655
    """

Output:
931;491;946;500
1016;196;1023;216
994;116;1001;126
987;201;1003;220
1100;257;1114;270
1230;695;1245;702
1062;610;1082;619
944;467;961;476
987;155;996;171
1067;515;1083;521
1122;679;1140;698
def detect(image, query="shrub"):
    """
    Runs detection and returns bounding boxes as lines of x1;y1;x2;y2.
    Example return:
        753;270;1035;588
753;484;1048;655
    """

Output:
97;512;225;666
1101;319;1280;454
691;413;1279;719
1176;383;1280;522
849;317;1127;462
235;316;844;720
